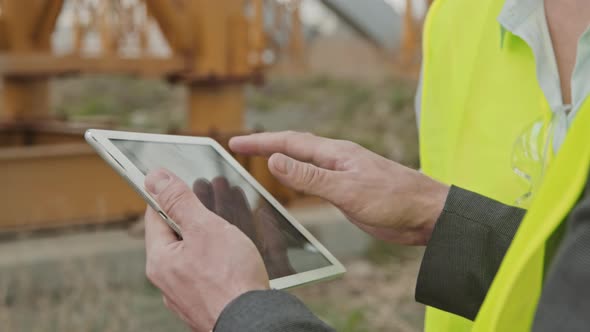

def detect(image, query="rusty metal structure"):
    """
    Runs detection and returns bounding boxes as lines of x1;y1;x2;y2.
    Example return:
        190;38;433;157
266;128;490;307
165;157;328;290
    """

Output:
0;0;413;232
0;0;283;129
0;0;305;232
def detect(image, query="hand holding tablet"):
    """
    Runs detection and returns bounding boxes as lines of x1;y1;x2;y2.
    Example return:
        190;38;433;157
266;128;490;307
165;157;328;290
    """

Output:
143;168;269;332
85;129;345;289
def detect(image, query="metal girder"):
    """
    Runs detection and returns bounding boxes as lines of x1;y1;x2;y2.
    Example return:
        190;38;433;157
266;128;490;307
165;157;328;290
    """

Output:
0;143;145;231
0;54;186;78
0;126;297;231
2;0;38;50
32;0;64;49
1;0;62;51
0;18;7;50
143;0;191;52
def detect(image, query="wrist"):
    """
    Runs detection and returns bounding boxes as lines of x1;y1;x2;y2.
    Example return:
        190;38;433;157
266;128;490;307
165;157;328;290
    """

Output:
414;176;449;245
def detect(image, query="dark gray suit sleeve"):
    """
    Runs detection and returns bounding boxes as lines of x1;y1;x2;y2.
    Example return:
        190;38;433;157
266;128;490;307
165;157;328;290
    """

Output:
214;181;590;331
415;185;526;320
416;180;590;330
533;183;590;331
214;290;335;332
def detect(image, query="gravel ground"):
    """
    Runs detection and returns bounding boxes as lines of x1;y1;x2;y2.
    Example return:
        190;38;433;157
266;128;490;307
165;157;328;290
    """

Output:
293;247;425;332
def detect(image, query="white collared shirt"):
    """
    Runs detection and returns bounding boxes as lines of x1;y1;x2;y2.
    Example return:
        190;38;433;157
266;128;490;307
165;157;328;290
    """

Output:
416;0;590;151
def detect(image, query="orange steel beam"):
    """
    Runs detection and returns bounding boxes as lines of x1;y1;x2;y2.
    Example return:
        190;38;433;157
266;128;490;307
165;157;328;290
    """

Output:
0;144;145;231
289;4;305;69
0;0;276;231
1;0;62;51
32;0;65;49
189;0;237;76
228;13;250;76
2;79;50;121
0;136;295;232
0;18;7;50
0;54;186;77
250;0;266;69
98;0;120;56
400;0;418;65
0;0;6;49
188;84;244;132
72;4;84;54
189;0;245;132
143;0;190;52
2;0;39;50
1;0;63;121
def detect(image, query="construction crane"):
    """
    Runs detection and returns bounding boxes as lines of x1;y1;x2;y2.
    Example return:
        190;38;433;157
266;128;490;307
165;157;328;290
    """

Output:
0;0;280;131
0;0;416;232
0;0;305;232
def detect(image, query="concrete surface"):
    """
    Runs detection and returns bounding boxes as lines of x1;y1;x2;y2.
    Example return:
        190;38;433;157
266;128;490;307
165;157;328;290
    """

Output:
0;204;371;293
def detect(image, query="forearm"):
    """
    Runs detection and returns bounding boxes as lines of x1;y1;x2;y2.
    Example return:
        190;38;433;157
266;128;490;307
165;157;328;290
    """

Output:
415;186;526;320
214;290;335;332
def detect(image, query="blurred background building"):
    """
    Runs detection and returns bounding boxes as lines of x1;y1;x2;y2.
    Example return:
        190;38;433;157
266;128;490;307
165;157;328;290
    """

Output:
0;1;430;331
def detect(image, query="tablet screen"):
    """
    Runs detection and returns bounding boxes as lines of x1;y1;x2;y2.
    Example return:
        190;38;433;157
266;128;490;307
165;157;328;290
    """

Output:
111;139;332;279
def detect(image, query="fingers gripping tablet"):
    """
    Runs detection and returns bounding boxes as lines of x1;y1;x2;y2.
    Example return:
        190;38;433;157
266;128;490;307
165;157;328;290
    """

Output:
85;129;345;289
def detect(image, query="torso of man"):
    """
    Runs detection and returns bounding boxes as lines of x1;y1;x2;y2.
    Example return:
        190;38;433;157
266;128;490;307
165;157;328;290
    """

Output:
545;0;590;105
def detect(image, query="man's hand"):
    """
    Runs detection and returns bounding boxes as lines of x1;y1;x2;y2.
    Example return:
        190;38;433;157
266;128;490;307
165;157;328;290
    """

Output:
144;169;269;332
229;132;449;245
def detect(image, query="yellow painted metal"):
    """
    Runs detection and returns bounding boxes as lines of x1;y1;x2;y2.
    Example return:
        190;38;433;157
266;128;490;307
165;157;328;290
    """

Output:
32;0;65;49
0;126;296;232
0;0;269;125
144;0;191;52
0;18;7;50
0;0;310;231
289;5;306;70
228;14;251;77
0;54;186;77
0;144;145;231
250;0;266;69
400;0;419;67
2;78;50;121
98;0;118;56
188;84;245;132
0;0;64;121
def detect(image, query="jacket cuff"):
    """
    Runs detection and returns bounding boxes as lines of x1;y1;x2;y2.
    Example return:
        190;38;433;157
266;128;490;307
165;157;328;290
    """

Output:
214;290;334;332
415;185;525;320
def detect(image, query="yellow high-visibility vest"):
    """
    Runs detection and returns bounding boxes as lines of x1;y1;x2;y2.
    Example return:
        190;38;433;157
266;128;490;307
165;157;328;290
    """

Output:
420;0;590;330
472;101;590;329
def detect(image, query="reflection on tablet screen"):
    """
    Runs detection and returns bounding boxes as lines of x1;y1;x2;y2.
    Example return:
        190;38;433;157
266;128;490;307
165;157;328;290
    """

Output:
111;140;332;279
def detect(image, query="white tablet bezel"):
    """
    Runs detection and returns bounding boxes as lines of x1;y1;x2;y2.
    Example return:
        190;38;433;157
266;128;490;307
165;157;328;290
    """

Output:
85;129;345;289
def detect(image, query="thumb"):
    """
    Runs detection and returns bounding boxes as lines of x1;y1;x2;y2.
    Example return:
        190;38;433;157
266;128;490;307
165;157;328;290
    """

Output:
145;168;213;233
268;153;337;199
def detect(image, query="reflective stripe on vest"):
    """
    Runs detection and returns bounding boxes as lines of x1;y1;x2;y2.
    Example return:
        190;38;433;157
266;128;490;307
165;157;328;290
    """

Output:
420;0;550;330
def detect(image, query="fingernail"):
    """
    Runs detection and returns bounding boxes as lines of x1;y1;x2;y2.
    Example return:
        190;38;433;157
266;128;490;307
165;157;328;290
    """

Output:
274;155;292;174
146;170;171;195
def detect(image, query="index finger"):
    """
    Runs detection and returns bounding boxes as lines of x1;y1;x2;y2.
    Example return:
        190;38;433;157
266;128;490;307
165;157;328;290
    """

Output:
144;206;179;257
229;132;341;169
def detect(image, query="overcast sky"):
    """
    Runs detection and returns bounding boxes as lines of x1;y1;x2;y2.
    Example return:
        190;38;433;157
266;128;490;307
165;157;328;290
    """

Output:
300;0;427;33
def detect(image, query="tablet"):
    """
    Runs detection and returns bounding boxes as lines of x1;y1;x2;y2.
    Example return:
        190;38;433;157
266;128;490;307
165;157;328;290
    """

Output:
85;129;345;289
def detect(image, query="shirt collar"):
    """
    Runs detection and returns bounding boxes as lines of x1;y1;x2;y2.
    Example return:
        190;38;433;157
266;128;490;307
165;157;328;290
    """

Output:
498;0;543;48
